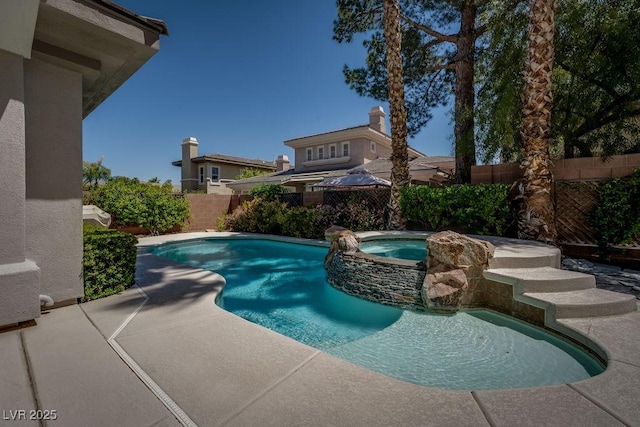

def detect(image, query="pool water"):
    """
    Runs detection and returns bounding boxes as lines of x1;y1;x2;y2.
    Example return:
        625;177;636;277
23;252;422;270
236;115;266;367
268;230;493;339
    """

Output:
151;238;604;390
360;239;427;261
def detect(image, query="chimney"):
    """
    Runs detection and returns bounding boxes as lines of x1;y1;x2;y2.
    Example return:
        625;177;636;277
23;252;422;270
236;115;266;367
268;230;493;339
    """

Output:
276;154;290;172
369;106;386;134
181;137;198;191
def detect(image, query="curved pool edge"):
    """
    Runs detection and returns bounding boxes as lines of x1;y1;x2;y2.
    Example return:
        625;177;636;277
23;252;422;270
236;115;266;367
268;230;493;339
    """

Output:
134;231;640;425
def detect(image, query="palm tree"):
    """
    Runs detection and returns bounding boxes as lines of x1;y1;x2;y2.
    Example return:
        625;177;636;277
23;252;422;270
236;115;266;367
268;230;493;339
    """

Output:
516;0;558;244
82;158;111;189
384;0;410;230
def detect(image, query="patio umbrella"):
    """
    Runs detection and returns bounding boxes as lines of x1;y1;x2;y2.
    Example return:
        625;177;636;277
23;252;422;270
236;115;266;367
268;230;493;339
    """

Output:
312;167;391;188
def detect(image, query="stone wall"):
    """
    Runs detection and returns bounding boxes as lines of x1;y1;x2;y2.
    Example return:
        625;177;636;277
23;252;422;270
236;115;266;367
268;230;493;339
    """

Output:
326;251;427;310
327;248;547;325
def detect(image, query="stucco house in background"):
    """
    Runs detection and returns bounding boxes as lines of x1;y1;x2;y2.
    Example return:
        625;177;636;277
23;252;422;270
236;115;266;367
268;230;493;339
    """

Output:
227;106;455;194
0;0;167;328
172;137;278;194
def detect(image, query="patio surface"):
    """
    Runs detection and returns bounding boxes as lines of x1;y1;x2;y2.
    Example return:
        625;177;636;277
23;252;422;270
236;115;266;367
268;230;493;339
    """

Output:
1;231;639;426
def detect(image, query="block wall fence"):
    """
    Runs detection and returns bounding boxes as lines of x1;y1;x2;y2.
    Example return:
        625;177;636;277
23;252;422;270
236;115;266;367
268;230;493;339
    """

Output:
471;153;640;184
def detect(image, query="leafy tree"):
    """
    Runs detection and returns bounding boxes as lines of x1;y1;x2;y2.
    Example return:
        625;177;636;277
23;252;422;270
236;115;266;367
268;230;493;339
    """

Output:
383;0;410;230
82;158;111;189
514;0;557;244
90;177;190;235
249;184;290;201
235;168;271;180
148;177;161;183
477;0;640;161
334;0;502;183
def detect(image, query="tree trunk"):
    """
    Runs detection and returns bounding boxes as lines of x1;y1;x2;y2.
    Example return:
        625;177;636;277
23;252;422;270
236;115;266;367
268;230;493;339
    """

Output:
453;2;477;184
517;0;558;244
384;0;410;230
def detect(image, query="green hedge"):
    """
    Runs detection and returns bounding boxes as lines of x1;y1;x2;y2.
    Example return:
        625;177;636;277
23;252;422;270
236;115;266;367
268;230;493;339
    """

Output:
400;184;513;236
82;223;137;302
591;168;640;253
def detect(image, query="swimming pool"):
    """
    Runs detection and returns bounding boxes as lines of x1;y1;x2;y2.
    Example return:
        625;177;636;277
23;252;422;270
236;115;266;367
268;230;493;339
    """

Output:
360;239;427;261
151;237;604;390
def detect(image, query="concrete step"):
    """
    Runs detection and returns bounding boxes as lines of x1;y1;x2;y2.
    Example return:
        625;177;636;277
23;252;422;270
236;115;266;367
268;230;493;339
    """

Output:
484;267;596;294
521;288;638;319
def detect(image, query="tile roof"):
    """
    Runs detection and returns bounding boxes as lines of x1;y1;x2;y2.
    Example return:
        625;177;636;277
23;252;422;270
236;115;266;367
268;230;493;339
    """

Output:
172;153;276;170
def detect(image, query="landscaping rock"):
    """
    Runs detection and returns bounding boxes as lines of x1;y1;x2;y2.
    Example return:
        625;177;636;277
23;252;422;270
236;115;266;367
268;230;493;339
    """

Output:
562;258;640;299
324;227;360;269
426;230;495;269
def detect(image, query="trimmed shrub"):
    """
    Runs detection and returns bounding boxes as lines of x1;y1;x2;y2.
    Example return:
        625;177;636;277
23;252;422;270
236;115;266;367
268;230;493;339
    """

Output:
400;184;513;236
591;168;640;253
82;223;137;302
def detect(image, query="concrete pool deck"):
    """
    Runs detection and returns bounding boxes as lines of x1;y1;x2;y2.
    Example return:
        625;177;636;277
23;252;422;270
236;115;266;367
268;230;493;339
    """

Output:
1;231;639;426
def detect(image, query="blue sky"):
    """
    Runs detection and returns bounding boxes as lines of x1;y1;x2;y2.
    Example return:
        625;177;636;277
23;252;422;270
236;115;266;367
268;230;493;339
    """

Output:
83;1;454;183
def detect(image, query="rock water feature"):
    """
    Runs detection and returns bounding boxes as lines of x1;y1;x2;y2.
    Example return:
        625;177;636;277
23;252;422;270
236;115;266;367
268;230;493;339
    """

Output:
423;231;495;312
324;228;495;313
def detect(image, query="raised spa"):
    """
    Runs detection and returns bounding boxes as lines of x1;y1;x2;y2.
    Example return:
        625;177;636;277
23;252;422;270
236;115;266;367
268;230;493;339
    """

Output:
359;239;427;261
151;237;604;390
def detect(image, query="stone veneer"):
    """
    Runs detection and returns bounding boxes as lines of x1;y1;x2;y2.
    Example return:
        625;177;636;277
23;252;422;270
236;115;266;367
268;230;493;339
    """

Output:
326;250;427;311
325;237;547;326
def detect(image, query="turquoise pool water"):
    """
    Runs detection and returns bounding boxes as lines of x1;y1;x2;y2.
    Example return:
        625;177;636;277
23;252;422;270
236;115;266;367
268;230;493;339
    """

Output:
360;239;427;261
151;238;604;390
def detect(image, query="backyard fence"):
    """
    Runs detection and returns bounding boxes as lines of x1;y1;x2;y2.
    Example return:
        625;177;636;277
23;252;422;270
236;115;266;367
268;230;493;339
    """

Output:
555;181;601;245
321;189;390;214
180;177;638;264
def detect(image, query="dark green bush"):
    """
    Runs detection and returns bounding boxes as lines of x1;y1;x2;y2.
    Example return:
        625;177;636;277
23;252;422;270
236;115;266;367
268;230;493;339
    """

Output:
400;184;513;236
222;195;385;239
591;169;640;252
315;201;386;232
82;223;137;302
223;198;289;235
88;177;190;235
282;206;324;238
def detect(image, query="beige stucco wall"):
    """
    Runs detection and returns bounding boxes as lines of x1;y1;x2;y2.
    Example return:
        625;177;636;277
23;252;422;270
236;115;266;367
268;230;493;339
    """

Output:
25;58;84;303
294;138;372;173
181;139;199;192
0;50;42;326
194;162;272;194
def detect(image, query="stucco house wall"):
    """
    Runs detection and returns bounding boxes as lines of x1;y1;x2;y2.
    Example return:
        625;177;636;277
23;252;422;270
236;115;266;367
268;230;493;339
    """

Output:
0;0;166;328
25;58;84;303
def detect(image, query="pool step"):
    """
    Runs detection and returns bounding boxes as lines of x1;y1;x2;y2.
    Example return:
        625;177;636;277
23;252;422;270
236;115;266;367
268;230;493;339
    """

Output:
484;267;596;293
485;267;638;319
521;288;638;319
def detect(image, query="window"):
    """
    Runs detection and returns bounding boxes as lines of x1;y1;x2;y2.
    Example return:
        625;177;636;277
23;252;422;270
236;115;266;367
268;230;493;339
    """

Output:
306;148;313;161
342;142;350;157
330;144;336;158
318;147;324;160
371;142;376;153
210;166;219;182
199;166;204;184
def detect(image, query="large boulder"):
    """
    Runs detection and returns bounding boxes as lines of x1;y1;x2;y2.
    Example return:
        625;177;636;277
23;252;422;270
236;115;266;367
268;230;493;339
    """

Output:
324;226;360;269
426;230;495;269
422;231;495;312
